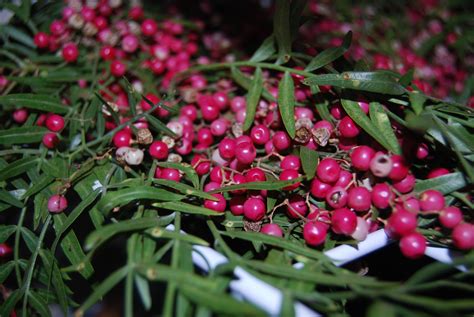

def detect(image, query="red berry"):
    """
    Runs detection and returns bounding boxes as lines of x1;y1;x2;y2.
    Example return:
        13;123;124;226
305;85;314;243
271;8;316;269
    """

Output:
197;127;214;146
310;178;332;199
272;131;291;151
113;130;131;147
204;194;226;212
286;194;308;219
218;138;236;160
326;186;348;209
148;141;169;160
385;209;417;238
261;223;283;237
180;105;198;121
245;168;266;182
419;189;445;211
243;197;266;221
62;43;79;62
279;169;300;190
339;116;360;138
317;158;341;184
45;114;65;132
160;168;181;182
331;208;357;235
13;108;28;123
34;32;50;49
230;174;247;195
42;132;59;149
230;195;246;216
347;186;371;212
371;183;393;209
350;146;375;171
415;143;429;160
191;154;211;176
280;155;301;170
427;168;450;179
141;19;158;36
335;170;352;188
235;142;256;165
212;91;229;110
122;34;139;53
439;206;463;229
400;232;426;259
388;155;409;181
110;60;127;77
48;195;68;213
303;221;328;246
129;6;144;20
452;223;474;250
250;124;271;145
210;118;229;136
392;173;416;194
0;243;13;257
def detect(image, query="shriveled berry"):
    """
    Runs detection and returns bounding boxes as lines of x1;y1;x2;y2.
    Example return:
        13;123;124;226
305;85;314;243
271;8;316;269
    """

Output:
243;197;266;221
303;221;328;246
316;158;341;184
331;208;357;235
48;195;68;213
419;189;445;211
370;153;393;178
351;217;369;241
261;223;283;237
400;232;426;259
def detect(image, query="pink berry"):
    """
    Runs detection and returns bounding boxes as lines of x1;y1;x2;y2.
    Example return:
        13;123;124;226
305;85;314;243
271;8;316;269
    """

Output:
48;195;68;213
331;208;357;235
261;223;283;237
212;91;229;110
149;141;169;160
13;108;29;123
370;153;393;178
197;127;214;146
110;60;127;77
419;189;445;211
313;120;333;134
303;221;328;246
310;178;332;199
339;116;360;138
280;155;301;170
416;143;429;160
250;125;271;145
385;209;417;238
210;118;229;136
219;138;236;160
191;154;211;176
347;186;371;212
245;168;266;182
400;232;426;259
100;46;116;60
200;103;220;122
272;131;291;151
371;183;393;209
34;32;50;49
326;186;348;209
235;142;256;165
334;170;352;188
42;133;59;149
388;155;409;181
122;34;139;53
392;173;416;194
351;217;369;241
160;168;181;182
113;130;131;147
350;146;375;171
204;194;226;212
180;105;198;121
317;158;341;184
427;168;450;179
45;114;65;132
0;243;12;257
243;197;266;221
452;223;474;250
279;169;300;190
62;43;79;62
286;194;308;219
230;195;246;215
439;206;463;229
230;96;246;112
141;19;157;36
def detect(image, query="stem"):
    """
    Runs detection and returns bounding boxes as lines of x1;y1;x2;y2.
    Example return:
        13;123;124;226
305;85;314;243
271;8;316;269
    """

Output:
14;207;27;286
163;212;181;317
22;215;52;317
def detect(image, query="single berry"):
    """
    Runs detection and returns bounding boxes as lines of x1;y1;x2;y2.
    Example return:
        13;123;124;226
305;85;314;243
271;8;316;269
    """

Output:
113;130;131;147
310;178;332;199
110;60;127;77
279;169;300;190
160;168;181;182
427;168;450;179
124;148;144;165
235;142;256;165
149;141;169;160
335;170;352;188
45;114;65;132
48;195;68;213
352;217;369;241
243;197;266;221
141;19;158;36
303;222;328;246
316;158;341;184
250;124;271;145
452;223;474;250
419;189;445;211
371;183;393;209
385;209;417;238
392;173;416;194
388;155;409;181
331;208;357;235
280;155;301;170
230;195;246;215
439;206;463;229
62;43;79;62
286;194;308;219
197;127;214;146
204;194;226;212
350;146;375;171
0;243;13;257
210;118;229;136
370;153;393;178
400;232;426;259
34;32;50;49
245;168;266;182
339;116;360;138
13;108;29;123
272;131;291;151
261;223;283;237
326;186;348;209
347;186;371;212
43;132;59;149
219;138;236;160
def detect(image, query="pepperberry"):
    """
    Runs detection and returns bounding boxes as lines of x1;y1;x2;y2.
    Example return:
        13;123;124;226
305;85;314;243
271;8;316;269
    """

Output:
272;131;291;151
149;141;169;160
204;194;226;212
250;124;271;145
370;153;393;178
385;209;417;238
399;232;426;259
388;155;409;181
334;170;352;188
339;116;360;138
280;155;301;170
286;194;308;219
350;146;375;171
141;19;158;36
279;169;300;190
439;206;463;229
303;221;328;246
45;114;65;132
452;223;474;250
43;132;59;149
419;189;445;211
0;243;13;257
13;108;28;123
326;186;348;209
160;168;181;182
245;168;266;182
235;142;256;165
48;195;68;213
62;43;79;62
316;158;341;184
243;197;266;221
371;183;393;209
197;127;214;146
310;178;332;199
218;138;236;160
113;130;131;147
331;208;357;235
347;186;371;212
230;195;246;216
427;168;450;179
110;60;127;77
261;223;283;237
392;173;416;194
34;32;50;49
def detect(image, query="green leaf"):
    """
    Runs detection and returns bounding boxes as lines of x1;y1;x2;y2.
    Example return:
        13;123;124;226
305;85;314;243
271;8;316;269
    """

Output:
145;113;176;137
0;157;38;181
85;216;175;250
305;31;352;71
41;157;69;178
0;189;23;208
0;93;69;114
280;292;295;317
0;289;23;317
300;146;318;180
341;99;400;154
409;91;426;115
29;291;53;317
304;72;405;95
243;67;263;131
209;177;303;193
1;25;35;48
399;69;414;86
278;72;296;138
135;275;152;311
97;186;184;215
151;178;216;200
367;301;396;317
250;35;276;62
40;250;70;315
0;261;15;283
156;162;200;189
152;201;221;216
230;67;275;102
369;102;401;154
314;100;333;123
0;126;48;145
0;225;16;243
21;174;54;199
77;266;129;314
146;226;209;245
274;0;292;64
414;172;467;195
289;0;308;39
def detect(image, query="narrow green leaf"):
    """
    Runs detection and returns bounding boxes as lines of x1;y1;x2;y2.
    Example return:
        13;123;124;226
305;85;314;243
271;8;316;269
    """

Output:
409;91;426;115
278;72;296;138
0;126;48;145
29;291;53;317
314;100;334;123
280;291;295;317
341;99;399;153
209;177;303;193
369;102;401;154
0;189;23;208
77;266;129;314
156;162;200;189
367;301;396;317
0;157;38;181
21;174;54;199
151;178;217;200
243;67;263;131
1;25;35;48
230;67;275;102
85;216;175;250
0;93;69;113
304;72;405;95
0;261;15;283
40;250;70;315
41;157;69;178
135;275;152;311
146;227;209;245
145;113;176;137
274;0;292;64
399;69;414;87
0;225;16;243
300;146;318;180
289;0;308;39
305;31;352;71
414;172;467;194
152;201;221;216
0;289;23;317
250;35;276;62
97;186;184;214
